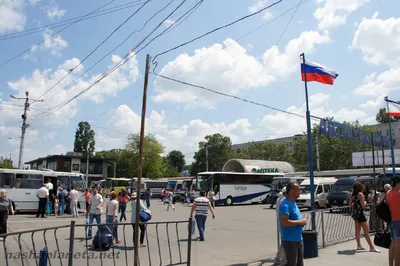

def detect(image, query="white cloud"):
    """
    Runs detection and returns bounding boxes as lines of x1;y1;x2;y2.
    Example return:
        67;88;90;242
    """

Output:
45;6;66;20
248;0;268;13
314;0;369;29
351;14;400;67
263;11;272;20
164;19;175;28
28;0;41;5
24;29;68;59
153;31;330;108
355;67;400;96
48;144;68;155
0;0;26;34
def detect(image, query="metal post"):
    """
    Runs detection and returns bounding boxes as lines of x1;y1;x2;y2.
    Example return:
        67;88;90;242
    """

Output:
134;54;150;266
316;134;320;171
371;133;376;196
17;91;29;169
382;136;386;184
320;211;325;248
385;96;397;180
301;53;316;231
187;217;192;266
86;149;89;188
68;220;76;266
205;145;209;172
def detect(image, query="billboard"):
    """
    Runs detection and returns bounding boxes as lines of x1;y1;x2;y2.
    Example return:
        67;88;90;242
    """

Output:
352;149;400;167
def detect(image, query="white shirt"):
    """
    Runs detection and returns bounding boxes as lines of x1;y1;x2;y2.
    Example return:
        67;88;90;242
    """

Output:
37;187;49;198
89;193;103;215
45;182;53;191
69;189;79;203
106;200;118;216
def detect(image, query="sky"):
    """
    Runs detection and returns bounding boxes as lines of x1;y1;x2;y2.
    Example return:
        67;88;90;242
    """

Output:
0;0;399;166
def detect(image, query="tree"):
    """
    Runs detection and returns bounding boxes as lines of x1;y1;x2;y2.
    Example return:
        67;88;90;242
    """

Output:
166;150;186;172
162;157;181;177
191;134;232;175
0;157;13;169
93;149;127;177
74;121;96;156
376;108;400;123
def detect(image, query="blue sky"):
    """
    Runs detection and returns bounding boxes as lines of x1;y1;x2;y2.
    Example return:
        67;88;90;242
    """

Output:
0;0;399;165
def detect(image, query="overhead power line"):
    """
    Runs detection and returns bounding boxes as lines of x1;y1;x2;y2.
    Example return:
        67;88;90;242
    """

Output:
0;0;116;69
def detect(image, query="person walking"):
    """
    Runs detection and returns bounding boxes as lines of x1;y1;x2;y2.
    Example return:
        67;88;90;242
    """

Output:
130;192;151;247
106;192;121;244
84;189;91;218
167;189;175;211
208;188;216;208
119;188;129;222
349;182;380;252
145;187;152;208
69;185;79;218
387;175;400;266
274;188;287;265
0;190;15;239
279;182;307;266
58;188;66;216
87;186;104;239
189;189;216;241
36;184;49;218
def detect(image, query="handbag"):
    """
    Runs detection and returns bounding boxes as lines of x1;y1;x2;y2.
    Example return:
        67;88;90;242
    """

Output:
374;230;391;249
139;211;151;223
376;196;391;224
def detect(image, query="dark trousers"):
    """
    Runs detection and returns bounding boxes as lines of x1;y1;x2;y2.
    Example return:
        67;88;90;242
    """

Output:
132;224;146;244
282;241;303;266
0;212;7;234
119;203;127;222
37;198;47;217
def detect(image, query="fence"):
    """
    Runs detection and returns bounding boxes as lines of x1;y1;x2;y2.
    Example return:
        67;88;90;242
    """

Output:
0;218;193;266
301;204;380;248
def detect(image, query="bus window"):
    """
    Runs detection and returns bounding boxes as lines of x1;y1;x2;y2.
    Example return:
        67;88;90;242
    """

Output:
16;173;42;189
70;176;85;191
57;176;70;190
0;173;14;188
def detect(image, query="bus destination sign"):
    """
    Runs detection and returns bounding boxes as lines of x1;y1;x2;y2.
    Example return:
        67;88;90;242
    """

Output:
252;168;279;173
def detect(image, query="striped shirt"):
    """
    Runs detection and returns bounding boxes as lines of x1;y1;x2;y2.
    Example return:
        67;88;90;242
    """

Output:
194;197;210;216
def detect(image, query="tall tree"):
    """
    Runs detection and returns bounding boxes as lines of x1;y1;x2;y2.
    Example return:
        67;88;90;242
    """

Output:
74;121;96;156
191;134;232;175
0;157;13;169
376;108;400;123
93;149;127;177
166;150;186;172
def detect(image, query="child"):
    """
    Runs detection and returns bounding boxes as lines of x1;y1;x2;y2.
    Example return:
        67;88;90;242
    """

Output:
54;199;59;217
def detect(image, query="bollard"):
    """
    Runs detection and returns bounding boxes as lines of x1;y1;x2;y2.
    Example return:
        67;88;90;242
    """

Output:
303;230;318;258
39;248;48;266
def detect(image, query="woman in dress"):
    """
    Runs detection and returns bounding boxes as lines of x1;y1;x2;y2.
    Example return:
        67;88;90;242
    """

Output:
349;182;380;252
130;192;151;247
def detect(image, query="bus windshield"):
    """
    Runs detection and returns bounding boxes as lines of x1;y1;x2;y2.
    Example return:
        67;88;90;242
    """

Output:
300;185;311;194
70;176;85;190
57;176;70;190
331;184;352;192
182;180;192;190
196;174;212;191
272;178;290;190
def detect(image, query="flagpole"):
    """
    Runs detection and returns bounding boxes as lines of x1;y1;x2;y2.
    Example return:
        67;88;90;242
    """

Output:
301;53;316;231
385;96;396;179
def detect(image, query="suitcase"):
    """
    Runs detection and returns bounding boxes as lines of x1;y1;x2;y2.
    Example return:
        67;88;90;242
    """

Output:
93;225;113;250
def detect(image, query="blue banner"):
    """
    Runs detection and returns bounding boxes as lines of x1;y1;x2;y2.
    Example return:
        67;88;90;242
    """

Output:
319;119;390;149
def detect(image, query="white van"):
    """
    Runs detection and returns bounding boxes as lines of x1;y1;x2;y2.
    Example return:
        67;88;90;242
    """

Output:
296;178;337;209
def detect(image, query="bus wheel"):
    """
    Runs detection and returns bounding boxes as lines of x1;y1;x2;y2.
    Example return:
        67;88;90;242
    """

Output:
225;196;233;206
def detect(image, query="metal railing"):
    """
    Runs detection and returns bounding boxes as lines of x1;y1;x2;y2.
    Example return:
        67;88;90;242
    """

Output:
301;205;376;248
0;218;193;266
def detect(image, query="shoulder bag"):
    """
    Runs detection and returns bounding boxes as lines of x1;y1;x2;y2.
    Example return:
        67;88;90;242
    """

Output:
374;229;391;249
375;196;391;224
139;211;151;223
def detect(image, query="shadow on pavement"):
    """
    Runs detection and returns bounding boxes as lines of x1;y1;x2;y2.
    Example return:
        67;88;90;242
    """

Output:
226;258;276;266
337;249;357;255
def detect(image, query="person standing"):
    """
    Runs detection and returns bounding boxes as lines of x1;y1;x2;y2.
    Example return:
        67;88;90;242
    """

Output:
208;188;216;208
145;187;152;208
118;188;129;222
349;182;380;252
274;188;287;265
386;175;400;266
66;188;71;215
87;186;104;239
190;189;216;241
45;179;54;216
106;192;121;244
69;185;79;218
0;190;15;239
130;192;151;247
58;188;66;216
84;189;91;218
36;184;49;218
279;183;307;266
167;189;175;211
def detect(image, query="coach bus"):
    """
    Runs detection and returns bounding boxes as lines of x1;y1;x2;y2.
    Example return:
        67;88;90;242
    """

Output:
0;169;87;212
195;171;284;206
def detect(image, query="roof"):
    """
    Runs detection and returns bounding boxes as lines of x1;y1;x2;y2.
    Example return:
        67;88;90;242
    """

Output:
222;159;295;173
25;153;116;164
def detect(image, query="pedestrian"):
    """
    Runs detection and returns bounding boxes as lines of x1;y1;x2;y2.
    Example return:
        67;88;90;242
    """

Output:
58;188;66;216
118;188;129;222
84;189;91;218
130;192;151;247
379;184;391;202
167;189;175;211
185;189;191;205
145;187;152;208
54;199;59;217
386;175;400;266
45;178;54;216
189;189;216;241
36;184;49;218
0;190;15;239
87;186;104;239
349;182;380;252
275;188;287;265
106;192;121;244
162;188;167;203
66;188;71;215
69;185;79;218
279;182;307;266
208;188;216;208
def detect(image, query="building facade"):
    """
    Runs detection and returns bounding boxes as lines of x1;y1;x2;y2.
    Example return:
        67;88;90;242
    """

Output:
25;151;116;179
373;121;400;149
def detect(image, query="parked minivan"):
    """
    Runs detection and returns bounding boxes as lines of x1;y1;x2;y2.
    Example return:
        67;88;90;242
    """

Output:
296;178;337;209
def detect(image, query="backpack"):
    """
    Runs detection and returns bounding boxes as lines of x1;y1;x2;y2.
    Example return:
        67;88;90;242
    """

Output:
376;196;391;224
92;225;113;250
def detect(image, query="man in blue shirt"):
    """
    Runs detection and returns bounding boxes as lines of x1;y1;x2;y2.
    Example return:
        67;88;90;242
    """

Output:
279;183;307;266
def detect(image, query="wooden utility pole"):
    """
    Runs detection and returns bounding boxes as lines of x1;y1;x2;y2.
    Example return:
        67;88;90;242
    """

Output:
134;54;150;266
371;133;376;196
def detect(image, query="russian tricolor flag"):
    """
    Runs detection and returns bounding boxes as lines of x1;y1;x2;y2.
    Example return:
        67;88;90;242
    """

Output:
301;60;338;85
385;99;400;117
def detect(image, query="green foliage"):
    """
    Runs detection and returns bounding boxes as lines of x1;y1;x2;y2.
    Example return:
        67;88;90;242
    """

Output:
93;149;126;177
166;150;186;172
376;108;399;123
74;121;96;156
0;157;13;169
162;157;181;177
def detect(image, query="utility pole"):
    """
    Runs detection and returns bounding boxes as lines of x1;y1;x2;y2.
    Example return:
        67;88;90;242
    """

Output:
11;92;30;169
86;143;89;188
315;134;320;171
206;144;209;172
371;133;376;196
134;54;150;266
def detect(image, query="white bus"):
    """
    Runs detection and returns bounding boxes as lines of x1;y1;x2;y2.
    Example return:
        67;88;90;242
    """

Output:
0;169;87;212
141;179;168;199
195;171;284;206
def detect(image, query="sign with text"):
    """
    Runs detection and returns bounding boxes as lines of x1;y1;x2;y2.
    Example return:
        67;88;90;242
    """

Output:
252;168;279;173
319;119;390;149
